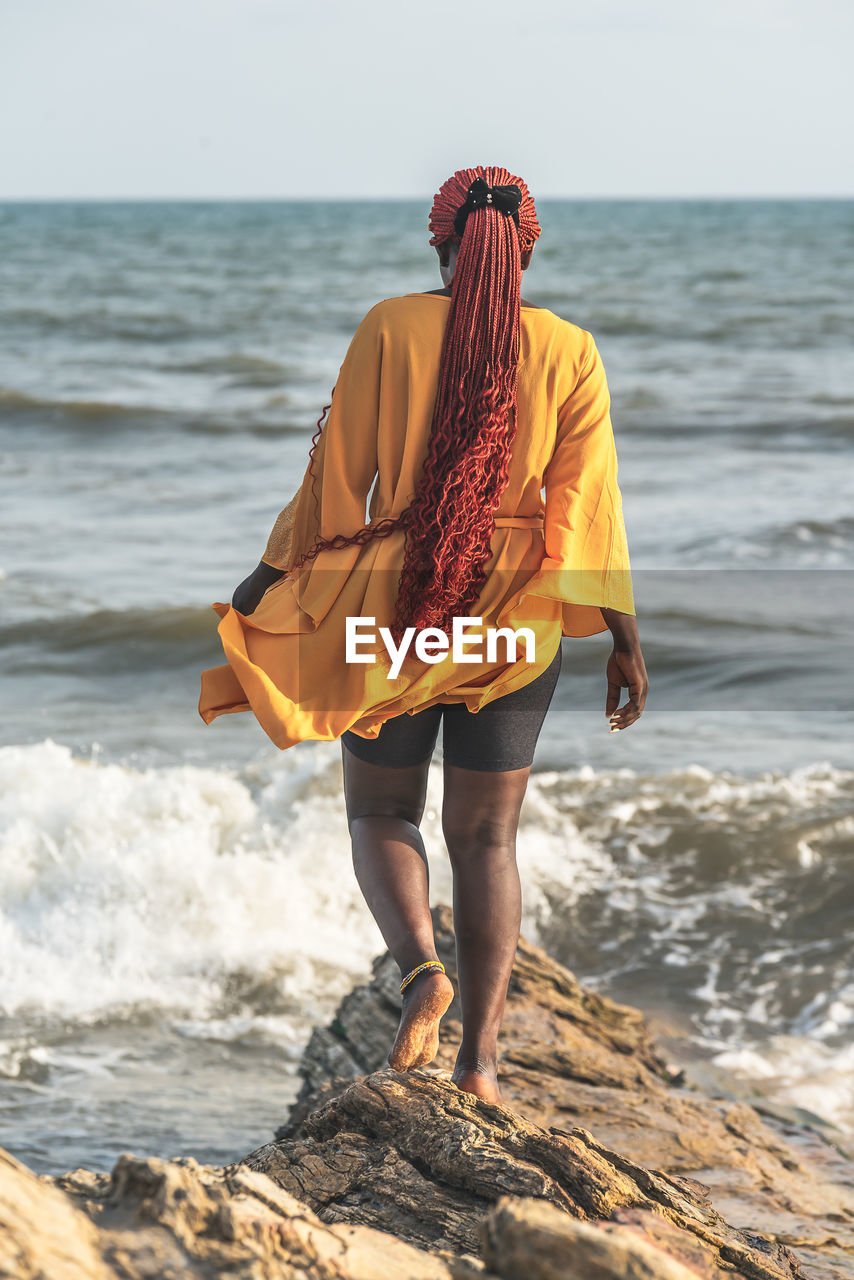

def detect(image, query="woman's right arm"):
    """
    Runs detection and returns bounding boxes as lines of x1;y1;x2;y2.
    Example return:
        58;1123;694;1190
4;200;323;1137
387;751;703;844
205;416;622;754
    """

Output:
540;326;649;729
600;606;648;731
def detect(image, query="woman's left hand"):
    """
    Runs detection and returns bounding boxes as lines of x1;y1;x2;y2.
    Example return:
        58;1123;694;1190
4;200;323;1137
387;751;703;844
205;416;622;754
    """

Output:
232;561;286;615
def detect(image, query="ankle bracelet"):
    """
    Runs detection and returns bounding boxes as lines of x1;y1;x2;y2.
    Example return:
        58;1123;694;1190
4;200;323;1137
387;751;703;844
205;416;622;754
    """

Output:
400;960;445;994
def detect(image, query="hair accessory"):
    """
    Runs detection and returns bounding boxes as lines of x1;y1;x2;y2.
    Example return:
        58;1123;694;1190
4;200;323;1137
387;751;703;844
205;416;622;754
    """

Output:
453;177;522;238
400;959;446;994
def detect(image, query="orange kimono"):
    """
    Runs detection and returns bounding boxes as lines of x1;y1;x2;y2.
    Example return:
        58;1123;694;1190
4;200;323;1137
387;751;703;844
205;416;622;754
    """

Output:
198;293;635;750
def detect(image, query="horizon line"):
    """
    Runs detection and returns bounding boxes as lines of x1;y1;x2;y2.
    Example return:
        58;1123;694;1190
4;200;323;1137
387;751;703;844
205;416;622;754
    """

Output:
1;193;852;203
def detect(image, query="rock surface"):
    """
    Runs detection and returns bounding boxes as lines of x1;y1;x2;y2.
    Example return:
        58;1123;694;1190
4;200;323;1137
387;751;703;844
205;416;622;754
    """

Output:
272;904;854;1280
3;904;853;1280
5;1143;452;1279
245;1068;806;1277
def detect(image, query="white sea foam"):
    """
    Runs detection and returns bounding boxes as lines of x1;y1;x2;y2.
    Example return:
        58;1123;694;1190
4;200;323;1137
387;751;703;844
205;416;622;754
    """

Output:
1;739;852;1136
712;1036;854;1133
0;740;618;1027
0;739;384;1022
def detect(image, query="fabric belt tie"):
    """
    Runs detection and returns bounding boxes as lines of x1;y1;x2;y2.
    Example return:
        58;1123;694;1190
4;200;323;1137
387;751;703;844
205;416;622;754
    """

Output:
493;516;544;527
367;515;544;528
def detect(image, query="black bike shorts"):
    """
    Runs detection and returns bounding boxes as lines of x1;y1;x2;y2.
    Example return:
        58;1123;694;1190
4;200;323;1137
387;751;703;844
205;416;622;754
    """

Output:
340;640;562;772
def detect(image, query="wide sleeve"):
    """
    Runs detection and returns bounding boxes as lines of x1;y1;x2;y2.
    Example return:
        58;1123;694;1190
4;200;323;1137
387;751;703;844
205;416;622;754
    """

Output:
521;330;635;625
260;307;382;572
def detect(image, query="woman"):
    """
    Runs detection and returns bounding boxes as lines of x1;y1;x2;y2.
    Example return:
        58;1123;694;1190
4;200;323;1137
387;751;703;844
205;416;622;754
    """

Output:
199;165;649;1104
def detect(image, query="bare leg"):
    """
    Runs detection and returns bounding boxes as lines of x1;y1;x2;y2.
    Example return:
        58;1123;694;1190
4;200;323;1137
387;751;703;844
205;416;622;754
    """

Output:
341;742;454;1070
441;762;531;1104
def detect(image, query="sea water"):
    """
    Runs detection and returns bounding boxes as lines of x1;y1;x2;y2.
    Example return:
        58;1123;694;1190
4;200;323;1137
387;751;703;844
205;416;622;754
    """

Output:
0;198;852;1172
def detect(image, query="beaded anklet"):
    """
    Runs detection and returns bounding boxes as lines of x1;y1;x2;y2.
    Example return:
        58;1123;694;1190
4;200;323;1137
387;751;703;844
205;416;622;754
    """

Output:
400;959;445;994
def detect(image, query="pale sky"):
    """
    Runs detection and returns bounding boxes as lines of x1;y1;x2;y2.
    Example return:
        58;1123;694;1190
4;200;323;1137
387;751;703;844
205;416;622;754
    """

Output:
1;0;852;199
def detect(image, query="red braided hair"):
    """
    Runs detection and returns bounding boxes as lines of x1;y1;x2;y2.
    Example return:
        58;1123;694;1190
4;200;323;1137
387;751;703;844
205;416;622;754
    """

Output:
290;164;542;644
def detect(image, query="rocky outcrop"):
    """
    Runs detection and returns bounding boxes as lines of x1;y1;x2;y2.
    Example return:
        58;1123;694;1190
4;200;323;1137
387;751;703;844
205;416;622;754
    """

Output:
266;904;854;1280
2;1132;806;1280
5;1143;451;1279
0;1146;110;1280
4;904;852;1280
244;1068;809;1278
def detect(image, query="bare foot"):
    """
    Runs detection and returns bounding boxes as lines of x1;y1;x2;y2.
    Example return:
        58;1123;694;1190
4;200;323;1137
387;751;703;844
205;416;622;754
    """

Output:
387;969;454;1071
451;1059;502;1104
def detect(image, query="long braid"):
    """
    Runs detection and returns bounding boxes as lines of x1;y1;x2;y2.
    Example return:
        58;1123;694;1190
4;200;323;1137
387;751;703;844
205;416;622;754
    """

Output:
290;164;542;645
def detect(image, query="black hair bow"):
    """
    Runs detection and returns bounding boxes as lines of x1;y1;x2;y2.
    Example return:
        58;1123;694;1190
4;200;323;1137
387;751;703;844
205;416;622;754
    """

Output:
453;177;522;238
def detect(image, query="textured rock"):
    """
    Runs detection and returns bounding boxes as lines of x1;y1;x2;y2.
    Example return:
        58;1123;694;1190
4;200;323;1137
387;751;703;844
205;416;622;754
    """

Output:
277;904;854;1280
244;1068;805;1278
1;1147;110;1280
20;1146;452;1278
483;1195;724;1280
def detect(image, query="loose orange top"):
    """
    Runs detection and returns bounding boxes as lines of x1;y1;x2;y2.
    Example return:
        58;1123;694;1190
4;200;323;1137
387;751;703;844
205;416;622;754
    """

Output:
198;293;635;750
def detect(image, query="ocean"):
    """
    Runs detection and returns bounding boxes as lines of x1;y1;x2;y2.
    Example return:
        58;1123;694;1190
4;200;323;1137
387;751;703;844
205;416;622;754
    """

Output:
0;198;852;1174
